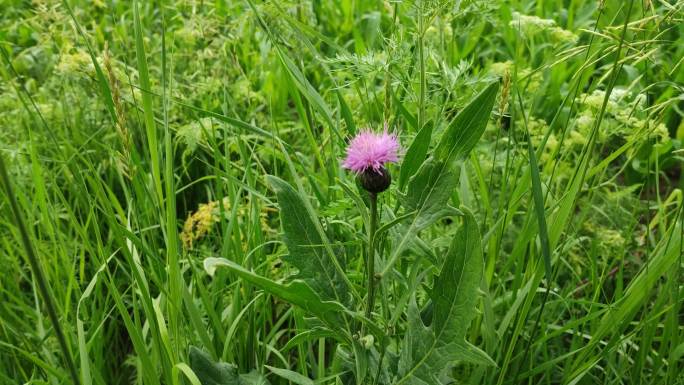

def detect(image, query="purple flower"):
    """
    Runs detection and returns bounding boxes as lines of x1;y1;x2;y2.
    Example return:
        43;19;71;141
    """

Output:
342;129;401;174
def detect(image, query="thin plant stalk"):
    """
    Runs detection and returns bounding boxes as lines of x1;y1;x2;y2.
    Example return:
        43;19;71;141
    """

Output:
417;0;426;131
0;153;82;385
366;192;378;320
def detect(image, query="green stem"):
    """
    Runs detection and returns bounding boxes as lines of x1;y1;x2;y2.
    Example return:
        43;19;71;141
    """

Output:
0;154;82;385
417;0;426;131
366;193;378;320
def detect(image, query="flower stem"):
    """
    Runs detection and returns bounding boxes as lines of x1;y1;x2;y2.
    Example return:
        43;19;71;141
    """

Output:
366;193;378;320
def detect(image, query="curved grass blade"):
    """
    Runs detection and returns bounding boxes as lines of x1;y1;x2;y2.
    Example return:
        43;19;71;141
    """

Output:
0;154;81;385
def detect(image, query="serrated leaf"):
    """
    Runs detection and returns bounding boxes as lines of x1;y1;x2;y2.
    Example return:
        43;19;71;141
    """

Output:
204;258;347;330
397;209;493;385
238;371;271;385
381;158;460;277
189;346;241;385
402;158;461;231
431;210;483;336
382;83;499;276
188;347;272;385
267;175;350;305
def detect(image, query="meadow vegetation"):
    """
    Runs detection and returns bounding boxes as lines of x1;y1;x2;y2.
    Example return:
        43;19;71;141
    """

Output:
1;1;683;384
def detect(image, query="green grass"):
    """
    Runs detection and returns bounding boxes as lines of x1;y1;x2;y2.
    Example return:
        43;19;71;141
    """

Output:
1;1;683;384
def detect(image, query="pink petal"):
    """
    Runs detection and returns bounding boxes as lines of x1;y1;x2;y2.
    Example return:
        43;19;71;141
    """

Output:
342;129;401;173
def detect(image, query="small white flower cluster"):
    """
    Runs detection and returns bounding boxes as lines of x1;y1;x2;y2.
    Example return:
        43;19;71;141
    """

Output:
424;24;454;43
55;49;98;76
510;12;578;43
177;118;214;153
575;88;670;143
510;12;555;30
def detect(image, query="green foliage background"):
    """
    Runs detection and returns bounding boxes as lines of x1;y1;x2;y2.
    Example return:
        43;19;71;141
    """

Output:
1;0;683;384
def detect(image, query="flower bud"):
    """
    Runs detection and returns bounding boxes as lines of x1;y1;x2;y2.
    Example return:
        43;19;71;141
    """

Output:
359;167;391;194
359;334;375;349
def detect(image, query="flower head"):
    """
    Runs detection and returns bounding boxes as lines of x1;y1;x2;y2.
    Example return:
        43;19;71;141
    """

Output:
342;129;400;174
343;129;401;194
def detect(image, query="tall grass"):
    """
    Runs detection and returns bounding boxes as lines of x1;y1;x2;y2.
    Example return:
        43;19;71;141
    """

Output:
1;1;682;384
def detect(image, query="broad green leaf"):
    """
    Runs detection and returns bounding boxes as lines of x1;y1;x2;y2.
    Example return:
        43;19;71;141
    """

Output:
402;158;460;231
398;121;434;189
189;347;271;385
381;82;499;277
397;209;494;385
189;346;240;385
203;258;347;330
267;175;350;305
433;81;500;165
381;158;460;277
352;340;370;385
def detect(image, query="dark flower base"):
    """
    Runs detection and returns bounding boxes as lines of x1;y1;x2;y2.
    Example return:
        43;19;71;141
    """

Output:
359;167;391;194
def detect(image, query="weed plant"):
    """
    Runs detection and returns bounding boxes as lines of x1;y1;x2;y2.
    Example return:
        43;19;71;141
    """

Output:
0;1;683;384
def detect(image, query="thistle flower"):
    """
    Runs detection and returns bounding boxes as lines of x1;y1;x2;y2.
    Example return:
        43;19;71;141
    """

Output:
343;129;401;193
